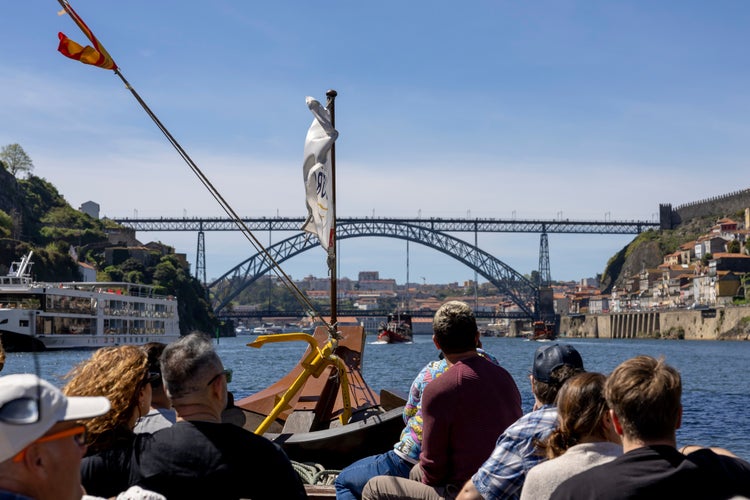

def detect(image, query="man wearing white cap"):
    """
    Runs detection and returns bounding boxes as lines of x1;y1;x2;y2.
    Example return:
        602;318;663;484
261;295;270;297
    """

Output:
0;373;110;500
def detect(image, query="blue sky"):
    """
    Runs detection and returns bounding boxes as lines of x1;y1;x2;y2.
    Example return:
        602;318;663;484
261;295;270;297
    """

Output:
2;1;749;285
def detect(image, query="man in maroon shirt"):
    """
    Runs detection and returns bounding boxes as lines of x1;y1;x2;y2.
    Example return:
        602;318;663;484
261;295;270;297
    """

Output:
363;301;522;499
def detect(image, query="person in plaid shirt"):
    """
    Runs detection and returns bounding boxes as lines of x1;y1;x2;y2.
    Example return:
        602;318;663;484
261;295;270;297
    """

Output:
457;343;585;500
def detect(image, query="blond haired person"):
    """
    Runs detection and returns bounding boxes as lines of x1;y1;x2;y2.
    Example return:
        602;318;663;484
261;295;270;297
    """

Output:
64;345;155;498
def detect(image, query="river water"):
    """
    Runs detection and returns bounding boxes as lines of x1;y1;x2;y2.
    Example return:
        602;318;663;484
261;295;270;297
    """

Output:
4;335;750;460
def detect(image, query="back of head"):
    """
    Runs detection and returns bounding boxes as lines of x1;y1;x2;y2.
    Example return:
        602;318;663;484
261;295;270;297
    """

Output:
142;342;166;387
532;343;585;405
605;355;681;442
143;342;167;374
63;345;148;444
432;301;478;354
161;332;222;400
542;372;608;458
0;374;109;463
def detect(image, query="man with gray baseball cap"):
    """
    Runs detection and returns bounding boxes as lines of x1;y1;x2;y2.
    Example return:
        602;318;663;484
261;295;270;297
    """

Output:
0;373;110;500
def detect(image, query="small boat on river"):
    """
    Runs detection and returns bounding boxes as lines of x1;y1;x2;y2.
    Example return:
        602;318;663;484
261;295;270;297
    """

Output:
376;313;413;343
529;320;556;341
252;323;284;334
0;252;181;352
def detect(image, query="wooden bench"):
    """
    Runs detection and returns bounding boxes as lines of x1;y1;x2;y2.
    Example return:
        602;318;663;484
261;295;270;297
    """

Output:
304;484;336;499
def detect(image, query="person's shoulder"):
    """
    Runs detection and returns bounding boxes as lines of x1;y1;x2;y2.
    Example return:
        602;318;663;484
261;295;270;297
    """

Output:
522;405;557;424
504;406;557;434
548;461;611;499
477;347;500;366
687;448;750;475
415;359;448;383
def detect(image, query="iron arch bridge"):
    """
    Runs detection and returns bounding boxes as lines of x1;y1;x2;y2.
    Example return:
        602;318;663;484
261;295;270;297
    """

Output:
210;220;543;320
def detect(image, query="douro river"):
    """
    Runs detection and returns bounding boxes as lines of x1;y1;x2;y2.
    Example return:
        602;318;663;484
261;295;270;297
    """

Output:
4;335;750;459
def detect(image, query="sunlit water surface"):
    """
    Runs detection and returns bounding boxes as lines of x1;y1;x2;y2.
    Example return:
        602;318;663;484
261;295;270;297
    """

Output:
5;335;750;459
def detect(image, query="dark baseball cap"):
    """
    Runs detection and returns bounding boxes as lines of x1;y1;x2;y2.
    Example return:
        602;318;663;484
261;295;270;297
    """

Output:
532;344;584;383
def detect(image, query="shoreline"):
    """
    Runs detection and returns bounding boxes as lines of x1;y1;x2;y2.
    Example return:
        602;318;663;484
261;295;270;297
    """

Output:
560;304;750;341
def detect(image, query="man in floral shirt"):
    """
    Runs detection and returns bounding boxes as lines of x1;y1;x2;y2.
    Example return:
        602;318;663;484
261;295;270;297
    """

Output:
335;345;499;500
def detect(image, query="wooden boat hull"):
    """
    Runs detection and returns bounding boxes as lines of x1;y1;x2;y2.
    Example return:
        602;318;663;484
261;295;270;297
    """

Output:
227;406;404;469
229;325;405;469
376;330;413;343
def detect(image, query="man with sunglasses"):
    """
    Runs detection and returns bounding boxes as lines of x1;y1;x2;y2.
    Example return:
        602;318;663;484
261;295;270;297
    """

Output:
130;332;306;499
0;373;110;500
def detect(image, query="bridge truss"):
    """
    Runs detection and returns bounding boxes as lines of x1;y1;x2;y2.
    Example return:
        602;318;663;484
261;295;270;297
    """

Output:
209;220;540;320
114;215;657;321
114;216;658;235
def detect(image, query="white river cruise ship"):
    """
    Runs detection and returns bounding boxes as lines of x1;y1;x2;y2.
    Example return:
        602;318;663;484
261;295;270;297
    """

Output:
0;252;180;351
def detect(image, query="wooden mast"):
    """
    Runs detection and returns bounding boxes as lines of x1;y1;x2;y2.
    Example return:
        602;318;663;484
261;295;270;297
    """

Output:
326;89;338;326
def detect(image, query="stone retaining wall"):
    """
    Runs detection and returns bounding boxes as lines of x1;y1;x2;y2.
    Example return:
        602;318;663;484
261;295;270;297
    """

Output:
561;306;750;341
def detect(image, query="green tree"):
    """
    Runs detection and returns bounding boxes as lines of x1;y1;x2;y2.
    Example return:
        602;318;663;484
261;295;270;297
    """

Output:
40;206;106;246
0;210;11;238
0;144;34;177
727;239;741;254
100;266;124;281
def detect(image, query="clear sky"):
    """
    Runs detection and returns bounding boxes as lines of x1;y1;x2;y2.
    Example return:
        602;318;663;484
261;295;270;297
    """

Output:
2;1;749;285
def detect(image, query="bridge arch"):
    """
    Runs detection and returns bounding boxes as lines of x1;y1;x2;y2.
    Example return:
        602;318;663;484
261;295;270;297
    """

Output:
209;220;540;318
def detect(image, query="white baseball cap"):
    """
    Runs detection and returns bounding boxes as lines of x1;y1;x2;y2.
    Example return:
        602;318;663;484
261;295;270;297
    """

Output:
0;374;110;462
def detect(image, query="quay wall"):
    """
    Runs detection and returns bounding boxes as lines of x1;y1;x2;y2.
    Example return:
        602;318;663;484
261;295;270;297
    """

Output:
561;306;750;341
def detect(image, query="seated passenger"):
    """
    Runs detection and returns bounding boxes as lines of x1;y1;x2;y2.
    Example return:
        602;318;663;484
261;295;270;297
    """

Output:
520;372;621;500
0;373;109;500
64;345;153;499
335;344;500;500
457;343;585;500
134;342;176;434
362;301;522;499
130;332;306;500
550;355;750;499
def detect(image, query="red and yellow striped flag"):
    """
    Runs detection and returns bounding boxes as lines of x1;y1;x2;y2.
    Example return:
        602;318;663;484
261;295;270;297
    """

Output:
57;0;117;70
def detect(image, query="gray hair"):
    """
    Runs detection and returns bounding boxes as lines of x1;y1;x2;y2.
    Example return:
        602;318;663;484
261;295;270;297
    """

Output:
160;332;223;400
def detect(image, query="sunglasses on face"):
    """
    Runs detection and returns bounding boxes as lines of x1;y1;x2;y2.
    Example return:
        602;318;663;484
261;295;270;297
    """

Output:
145;371;162;387
12;424;87;462
206;369;233;386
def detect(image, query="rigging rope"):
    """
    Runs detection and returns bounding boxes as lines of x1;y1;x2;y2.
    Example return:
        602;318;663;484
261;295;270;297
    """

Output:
112;68;332;331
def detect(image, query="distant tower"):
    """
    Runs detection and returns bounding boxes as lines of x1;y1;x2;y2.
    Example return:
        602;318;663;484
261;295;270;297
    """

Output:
659;203;674;230
538;232;551;287
195;227;206;287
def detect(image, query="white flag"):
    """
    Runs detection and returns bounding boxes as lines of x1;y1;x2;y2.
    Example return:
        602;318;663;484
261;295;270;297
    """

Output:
302;96;338;251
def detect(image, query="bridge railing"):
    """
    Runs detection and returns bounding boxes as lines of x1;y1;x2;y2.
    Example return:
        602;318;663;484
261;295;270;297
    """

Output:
217;308;531;320
113;216;659;235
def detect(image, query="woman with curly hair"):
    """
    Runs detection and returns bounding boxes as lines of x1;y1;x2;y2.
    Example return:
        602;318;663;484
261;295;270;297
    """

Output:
63;344;154;498
520;372;622;500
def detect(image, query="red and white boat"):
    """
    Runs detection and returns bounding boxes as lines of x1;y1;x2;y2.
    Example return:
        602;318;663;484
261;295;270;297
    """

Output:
376;313;413;343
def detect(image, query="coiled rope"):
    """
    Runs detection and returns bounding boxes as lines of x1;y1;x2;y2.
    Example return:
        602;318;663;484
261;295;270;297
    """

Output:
291;461;340;486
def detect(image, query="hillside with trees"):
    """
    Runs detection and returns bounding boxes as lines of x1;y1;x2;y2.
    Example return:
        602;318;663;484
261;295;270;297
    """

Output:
0;144;219;336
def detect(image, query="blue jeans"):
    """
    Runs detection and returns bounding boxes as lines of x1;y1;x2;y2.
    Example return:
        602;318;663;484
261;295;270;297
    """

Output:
335;449;414;500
